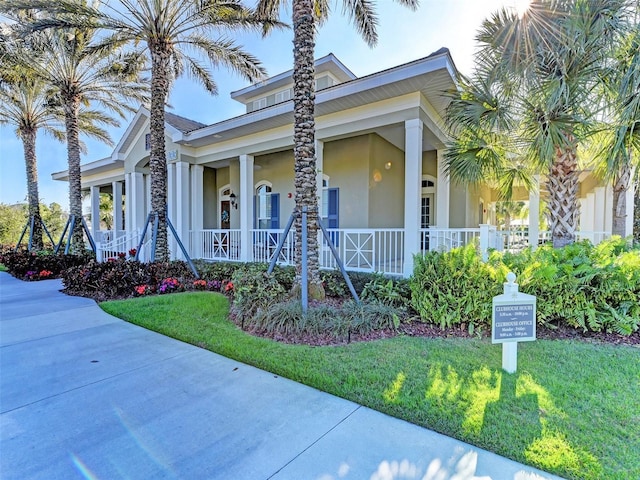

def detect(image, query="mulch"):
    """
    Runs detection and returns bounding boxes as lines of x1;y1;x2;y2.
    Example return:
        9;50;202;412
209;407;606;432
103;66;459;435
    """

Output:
242;316;640;347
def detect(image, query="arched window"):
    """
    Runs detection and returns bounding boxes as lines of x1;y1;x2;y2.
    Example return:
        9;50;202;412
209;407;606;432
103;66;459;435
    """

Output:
421;175;437;228
255;181;277;229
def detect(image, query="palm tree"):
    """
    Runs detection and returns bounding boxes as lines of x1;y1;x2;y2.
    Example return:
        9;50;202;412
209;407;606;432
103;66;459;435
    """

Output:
256;0;418;298
0;22;64;251
444;0;635;248
11;0;276;262
1;3;149;251
598;26;640;237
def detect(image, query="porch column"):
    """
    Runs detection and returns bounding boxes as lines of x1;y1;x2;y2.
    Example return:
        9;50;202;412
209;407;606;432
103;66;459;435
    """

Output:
403;118;423;277
191;165;204;258
594;187;606;237
175;161;190;260
167;163;177;259
112;181;123;234
528;175;540;249
436;149;450;228
145;174;151;219
625;168;636;237
239;154;254;262
604;184;614;234
125;172;145;250
90;185;100;240
582;193;595;243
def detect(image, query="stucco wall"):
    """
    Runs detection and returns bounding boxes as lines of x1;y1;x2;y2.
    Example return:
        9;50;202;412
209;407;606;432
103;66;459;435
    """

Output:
203;167;218;229
324;135;371;228
369;135;405;228
254;150;295;227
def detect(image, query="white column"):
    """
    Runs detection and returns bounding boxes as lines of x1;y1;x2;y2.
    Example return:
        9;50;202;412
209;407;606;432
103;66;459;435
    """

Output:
125;172;145;251
191;165;204;259
112;181;123;234
582;193;595;243
145;174;151;219
403;118;423;277
594;187;606;234
167;163;177;259
625;168;635;238
436;149;450;228
90;185;101;239
175;161;190;260
528;175;540;249
604;184;614;234
239;154;254;261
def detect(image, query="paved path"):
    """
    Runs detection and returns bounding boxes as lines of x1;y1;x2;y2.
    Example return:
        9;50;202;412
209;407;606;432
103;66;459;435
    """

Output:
0;272;564;480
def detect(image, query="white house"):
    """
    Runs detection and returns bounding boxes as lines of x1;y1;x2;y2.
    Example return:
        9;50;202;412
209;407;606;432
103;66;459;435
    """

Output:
53;48;634;276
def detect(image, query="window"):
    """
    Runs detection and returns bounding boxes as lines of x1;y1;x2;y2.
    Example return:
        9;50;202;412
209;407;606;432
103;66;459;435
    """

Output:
275;89;291;103
145;133;151;150
254;182;280;229
252;97;267;111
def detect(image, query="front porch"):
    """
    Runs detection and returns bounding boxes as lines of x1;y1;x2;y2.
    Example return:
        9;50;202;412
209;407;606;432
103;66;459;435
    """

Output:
95;226;612;276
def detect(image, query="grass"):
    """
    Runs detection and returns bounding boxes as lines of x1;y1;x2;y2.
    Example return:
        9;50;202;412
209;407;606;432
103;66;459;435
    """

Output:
101;292;640;480
0;264;7;272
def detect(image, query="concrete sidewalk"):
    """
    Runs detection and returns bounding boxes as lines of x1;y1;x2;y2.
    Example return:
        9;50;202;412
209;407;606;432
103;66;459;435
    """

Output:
0;272;564;480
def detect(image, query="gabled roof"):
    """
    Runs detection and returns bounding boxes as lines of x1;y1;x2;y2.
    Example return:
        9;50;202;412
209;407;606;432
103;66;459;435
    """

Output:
230;53;357;104
177;47;457;148
165;112;207;133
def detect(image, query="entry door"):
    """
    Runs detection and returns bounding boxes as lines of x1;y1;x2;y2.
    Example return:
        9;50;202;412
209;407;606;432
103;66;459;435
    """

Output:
220;200;231;229
421;194;434;250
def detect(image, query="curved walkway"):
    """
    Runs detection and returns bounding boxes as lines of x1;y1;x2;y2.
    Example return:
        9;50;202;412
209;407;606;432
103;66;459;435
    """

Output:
0;272;564;480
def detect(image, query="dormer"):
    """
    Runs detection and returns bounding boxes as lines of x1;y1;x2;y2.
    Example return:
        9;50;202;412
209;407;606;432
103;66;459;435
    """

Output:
231;53;357;113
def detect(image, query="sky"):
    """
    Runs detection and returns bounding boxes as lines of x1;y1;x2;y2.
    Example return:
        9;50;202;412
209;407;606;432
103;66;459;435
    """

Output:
0;0;529;210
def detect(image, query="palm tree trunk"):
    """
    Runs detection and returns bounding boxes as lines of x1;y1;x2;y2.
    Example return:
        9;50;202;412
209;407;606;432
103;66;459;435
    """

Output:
149;44;172;262
547;143;580;248
292;0;324;300
64;95;85;253
21;127;43;251
611;162;631;237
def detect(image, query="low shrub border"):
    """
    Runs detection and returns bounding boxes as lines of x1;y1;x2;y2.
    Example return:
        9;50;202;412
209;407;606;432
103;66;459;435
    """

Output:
0;249;94;280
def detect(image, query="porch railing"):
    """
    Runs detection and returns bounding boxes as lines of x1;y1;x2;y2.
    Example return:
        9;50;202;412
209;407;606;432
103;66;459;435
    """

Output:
252;229;296;264
189;229;241;262
96;230;151;262
420;228;482;254
321;228;405;275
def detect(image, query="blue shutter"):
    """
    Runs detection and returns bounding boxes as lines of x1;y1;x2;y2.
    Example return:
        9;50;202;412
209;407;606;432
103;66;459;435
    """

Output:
327;188;339;247
327;188;339;228
270;193;280;229
253;195;257;229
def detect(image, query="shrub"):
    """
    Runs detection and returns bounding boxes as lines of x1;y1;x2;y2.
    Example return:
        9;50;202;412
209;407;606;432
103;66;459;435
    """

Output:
0;249;94;280
62;259;196;301
410;244;508;329
230;266;287;323
361;274;411;309
320;269;379;297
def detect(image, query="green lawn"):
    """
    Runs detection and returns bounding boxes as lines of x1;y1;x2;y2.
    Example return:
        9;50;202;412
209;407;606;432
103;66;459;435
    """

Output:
0;264;7;272
101;292;640;480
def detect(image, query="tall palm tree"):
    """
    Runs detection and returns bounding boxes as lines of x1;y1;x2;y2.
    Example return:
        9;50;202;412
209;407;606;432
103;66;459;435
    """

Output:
0;21;64;251
11;0;275;261
444;0;634;248
0;79;65;251
598;26;640;237
256;0;418;298
1;3;149;251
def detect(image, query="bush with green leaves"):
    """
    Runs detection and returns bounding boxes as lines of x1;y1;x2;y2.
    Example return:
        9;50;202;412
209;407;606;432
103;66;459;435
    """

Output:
502;238;640;335
230;265;287;324
410;244;509;329
410;238;639;336
244;298;404;342
0;249;94;280
361;273;411;308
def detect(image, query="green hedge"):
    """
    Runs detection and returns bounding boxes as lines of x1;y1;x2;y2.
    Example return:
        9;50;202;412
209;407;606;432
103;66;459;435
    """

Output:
409;237;640;335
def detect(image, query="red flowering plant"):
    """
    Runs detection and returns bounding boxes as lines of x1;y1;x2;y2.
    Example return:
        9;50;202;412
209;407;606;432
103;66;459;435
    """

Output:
128;248;137;259
158;277;181;294
134;284;153;296
39;270;53;278
192;279;207;290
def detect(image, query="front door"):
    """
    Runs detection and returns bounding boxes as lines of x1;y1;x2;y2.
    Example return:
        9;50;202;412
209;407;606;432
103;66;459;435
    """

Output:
220;200;231;229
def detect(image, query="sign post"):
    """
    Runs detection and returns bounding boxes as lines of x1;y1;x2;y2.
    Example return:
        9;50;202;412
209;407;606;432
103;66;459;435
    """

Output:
492;272;536;373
